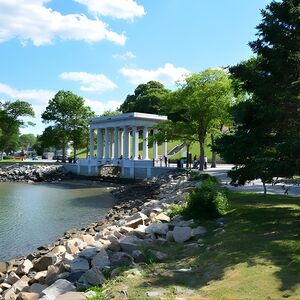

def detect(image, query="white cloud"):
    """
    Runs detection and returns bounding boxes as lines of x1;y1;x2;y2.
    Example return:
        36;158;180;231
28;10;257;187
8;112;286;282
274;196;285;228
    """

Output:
60;72;118;93
0;82;55;106
120;63;191;86
0;0;126;46
85;99;122;115
74;0;145;20
113;51;136;61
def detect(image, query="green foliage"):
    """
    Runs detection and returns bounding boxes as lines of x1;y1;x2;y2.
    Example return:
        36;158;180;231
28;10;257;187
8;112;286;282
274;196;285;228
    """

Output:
119;81;170;115
41;90;95;159
85;286;104;300
0;100;35;157
19;134;36;149
216;0;300;183
183;176;228;220
168;203;186;219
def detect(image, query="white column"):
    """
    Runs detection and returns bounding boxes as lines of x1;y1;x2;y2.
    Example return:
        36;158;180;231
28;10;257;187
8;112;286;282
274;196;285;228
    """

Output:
114;127;119;159
109;129;114;159
90;128;94;159
118;130;123;158
153;129;158;159
123;127;129;159
104;127;109;159
97;128;103;159
132;126;138;160
142;127;149;160
163;140;168;157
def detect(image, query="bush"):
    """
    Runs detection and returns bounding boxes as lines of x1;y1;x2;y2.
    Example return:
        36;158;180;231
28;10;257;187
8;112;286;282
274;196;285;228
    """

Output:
185;176;229;220
3;156;14;160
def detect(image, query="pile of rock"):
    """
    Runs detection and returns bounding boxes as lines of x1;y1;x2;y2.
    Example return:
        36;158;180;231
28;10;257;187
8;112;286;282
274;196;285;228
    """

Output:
0;165;71;183
0;172;209;300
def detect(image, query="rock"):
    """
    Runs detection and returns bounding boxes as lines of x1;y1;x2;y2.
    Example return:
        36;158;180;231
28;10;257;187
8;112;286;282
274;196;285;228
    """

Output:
119;236;143;253
178;219;195;227
84;291;97;298
77;267;105;289
0;262;8;273
16;260;33;276
1;283;12;290
70;257;90;273
28;283;47;294
39;279;76;300
192;226;207;237
18;292;39;300
29;271;47;284
109;252;134;267
78;247;98;260
91;248;110;269
173;226;192;243
51;246;66;257
12;275;29;293
80;234;94;245
118;226;134;234
146;290;165;298
54;292;85;300
154;213;170;223
65;244;79;255
106;241;121;252
61;253;74;265
3;287;17;300
132;250;145;263
145;223;169;235
124;212;149;229
5;272;20;285
34;254;57;272
63;272;85;284
166;231;174;242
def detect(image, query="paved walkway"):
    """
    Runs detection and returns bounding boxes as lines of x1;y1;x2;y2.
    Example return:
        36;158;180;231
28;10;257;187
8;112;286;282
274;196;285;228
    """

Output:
200;164;300;197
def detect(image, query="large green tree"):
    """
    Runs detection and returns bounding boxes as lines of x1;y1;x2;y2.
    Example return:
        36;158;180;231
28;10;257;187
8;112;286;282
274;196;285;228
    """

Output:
42;90;94;161
119;81;170;115
19;134;36;150
216;0;300;191
0;100;35;159
158;69;235;170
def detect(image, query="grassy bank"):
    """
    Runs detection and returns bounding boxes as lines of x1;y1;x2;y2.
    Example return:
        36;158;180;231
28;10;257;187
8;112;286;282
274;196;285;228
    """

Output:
96;192;300;299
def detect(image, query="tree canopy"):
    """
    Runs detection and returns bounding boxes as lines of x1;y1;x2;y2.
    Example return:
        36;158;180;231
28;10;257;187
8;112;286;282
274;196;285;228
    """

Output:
41;90;94;160
119;81;170;115
0;100;35;158
216;0;300;191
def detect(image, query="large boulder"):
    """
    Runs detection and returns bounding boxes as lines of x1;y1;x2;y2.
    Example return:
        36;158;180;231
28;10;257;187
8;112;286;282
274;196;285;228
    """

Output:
145;223;169;235
39;279;76;300
192;226;207;237
109;252;134;267
124;212;148;229
54;291;86;300
34;254;57;272
18;292;39;300
173;226;192;243
16;260;33;276
119;236;143;254
91;248;110;269
78;247;99;260
77;268;105;289
70;257;90;273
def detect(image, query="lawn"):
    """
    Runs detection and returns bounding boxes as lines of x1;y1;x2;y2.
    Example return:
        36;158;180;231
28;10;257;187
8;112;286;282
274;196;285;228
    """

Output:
101;192;300;299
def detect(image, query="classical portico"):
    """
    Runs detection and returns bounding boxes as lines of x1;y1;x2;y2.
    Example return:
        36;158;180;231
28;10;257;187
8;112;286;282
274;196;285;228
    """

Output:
77;112;169;178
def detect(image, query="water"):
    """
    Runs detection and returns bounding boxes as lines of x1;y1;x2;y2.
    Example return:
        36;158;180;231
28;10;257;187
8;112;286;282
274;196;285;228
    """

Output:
0;182;115;262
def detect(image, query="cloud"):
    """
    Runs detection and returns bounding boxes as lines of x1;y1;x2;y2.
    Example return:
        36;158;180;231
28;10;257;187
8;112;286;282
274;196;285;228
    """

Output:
85;99;122;115
60;72;118;93
0;83;55;106
0;0;126;46
74;0;145;20
120;63;191;86
112;51;136;61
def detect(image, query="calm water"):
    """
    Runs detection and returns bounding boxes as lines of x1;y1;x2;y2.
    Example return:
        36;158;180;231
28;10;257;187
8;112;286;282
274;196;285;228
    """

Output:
0;182;115;262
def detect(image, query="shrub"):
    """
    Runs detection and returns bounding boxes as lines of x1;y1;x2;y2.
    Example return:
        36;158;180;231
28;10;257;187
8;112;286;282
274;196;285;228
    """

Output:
185;176;229;220
3;156;14;160
168;203;186;219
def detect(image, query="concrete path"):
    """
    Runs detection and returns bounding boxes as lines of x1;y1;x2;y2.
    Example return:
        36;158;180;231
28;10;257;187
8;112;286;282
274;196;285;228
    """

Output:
200;164;300;197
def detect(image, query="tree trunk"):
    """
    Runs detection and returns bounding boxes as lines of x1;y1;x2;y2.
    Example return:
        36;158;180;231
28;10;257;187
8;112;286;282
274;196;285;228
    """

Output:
73;147;77;161
62;143;66;163
199;139;205;171
262;181;267;195
0;151;3;161
211;133;217;168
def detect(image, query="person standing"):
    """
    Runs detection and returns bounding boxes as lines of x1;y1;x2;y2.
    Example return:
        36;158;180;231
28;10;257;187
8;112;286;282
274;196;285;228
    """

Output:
204;156;208;169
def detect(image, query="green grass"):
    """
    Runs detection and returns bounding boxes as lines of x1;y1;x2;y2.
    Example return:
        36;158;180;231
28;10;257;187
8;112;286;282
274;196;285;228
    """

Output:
103;192;300;299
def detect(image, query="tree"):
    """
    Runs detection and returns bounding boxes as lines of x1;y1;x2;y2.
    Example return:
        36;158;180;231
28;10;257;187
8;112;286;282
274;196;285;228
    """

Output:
0;100;35;159
216;0;300;191
19;134;36;150
41;90;95;161
119;81;170;114
160;69;235;170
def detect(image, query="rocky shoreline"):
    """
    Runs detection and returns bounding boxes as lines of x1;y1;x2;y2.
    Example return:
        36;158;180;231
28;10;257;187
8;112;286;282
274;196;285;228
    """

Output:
0;165;76;183
0;171;209;300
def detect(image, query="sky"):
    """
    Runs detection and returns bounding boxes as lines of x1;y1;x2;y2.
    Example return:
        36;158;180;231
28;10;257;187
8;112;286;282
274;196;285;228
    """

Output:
0;0;272;135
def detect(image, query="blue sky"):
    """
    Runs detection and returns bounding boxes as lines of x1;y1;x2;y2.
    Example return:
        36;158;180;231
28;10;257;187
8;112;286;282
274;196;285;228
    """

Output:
0;0;271;135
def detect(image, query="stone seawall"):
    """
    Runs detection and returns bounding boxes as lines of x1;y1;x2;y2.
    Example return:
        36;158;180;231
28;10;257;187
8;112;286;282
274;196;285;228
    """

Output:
0;172;210;300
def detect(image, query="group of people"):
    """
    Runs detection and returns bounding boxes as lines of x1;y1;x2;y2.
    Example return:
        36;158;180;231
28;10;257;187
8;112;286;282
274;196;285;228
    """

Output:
192;155;208;169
